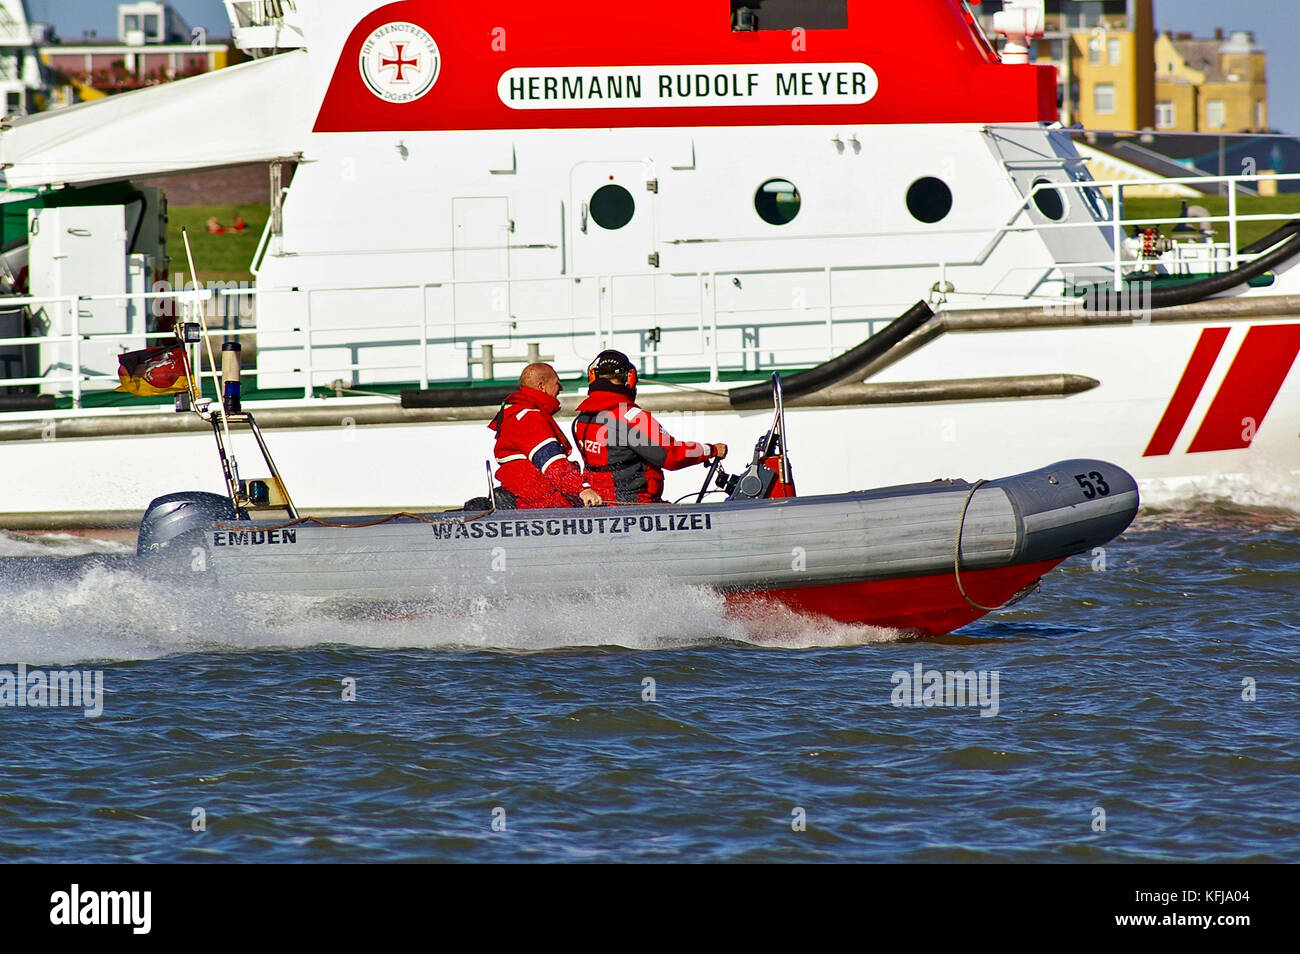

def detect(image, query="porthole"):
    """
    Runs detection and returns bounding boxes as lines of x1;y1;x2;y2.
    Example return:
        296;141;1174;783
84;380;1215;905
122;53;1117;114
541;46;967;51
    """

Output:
755;178;801;225
589;184;635;230
906;176;953;224
1032;178;1066;221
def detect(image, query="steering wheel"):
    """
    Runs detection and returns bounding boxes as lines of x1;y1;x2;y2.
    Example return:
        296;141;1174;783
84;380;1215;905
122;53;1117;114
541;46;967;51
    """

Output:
695;457;723;504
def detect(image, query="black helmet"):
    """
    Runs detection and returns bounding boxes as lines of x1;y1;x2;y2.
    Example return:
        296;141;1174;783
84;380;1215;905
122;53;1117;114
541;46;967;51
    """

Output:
587;349;637;387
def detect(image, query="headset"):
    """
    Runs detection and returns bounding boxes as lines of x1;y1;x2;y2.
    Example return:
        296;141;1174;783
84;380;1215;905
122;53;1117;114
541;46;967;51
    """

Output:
587;350;637;389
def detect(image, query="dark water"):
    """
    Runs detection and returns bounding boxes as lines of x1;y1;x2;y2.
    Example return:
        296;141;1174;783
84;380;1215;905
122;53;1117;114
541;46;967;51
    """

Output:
0;503;1296;863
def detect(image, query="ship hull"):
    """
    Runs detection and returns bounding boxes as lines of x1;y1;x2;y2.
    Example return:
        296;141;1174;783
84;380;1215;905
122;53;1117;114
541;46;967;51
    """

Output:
0;313;1292;523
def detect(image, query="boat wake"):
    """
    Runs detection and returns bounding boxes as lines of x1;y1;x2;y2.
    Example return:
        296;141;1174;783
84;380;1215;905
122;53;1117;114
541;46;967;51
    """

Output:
0;551;908;665
1138;465;1300;512
0;530;134;558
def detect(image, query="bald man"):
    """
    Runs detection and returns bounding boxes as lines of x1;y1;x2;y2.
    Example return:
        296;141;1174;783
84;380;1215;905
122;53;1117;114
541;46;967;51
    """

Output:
488;363;604;509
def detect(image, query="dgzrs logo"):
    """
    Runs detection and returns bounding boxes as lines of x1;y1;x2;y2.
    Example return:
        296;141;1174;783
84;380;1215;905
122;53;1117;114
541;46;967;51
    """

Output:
359;22;441;104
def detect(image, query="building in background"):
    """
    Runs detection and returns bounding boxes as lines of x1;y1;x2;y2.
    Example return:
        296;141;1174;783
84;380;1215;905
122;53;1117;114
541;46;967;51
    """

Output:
0;0;54;117
41;1;233;102
1044;0;1155;131
1155;30;1268;134
117;1;192;45
976;0;1155;130
976;1;1269;136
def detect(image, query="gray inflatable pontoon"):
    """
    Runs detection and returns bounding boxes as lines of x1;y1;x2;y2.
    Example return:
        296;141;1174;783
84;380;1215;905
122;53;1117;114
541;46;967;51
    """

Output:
137;458;1137;636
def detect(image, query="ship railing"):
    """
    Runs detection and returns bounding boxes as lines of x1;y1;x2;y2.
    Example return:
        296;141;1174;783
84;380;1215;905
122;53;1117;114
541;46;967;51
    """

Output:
222;0;306;53
276;278;852;395
4;169;1298;406
222;165;1300;388
0;295;81;402
223;0;298;29
276;270;900;394
999;172;1300;293
0;277;868;405
0;289;257;408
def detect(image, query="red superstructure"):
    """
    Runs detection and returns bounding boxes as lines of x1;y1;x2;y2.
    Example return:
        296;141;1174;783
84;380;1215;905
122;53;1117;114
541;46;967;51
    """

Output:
315;0;1057;132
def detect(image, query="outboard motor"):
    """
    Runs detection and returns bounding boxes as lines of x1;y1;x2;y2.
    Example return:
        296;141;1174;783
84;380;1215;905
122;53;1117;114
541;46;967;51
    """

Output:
137;491;242;556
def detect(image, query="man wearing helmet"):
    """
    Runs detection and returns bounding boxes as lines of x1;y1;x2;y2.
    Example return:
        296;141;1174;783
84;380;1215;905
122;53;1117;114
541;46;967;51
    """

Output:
489;363;604;509
572;350;727;504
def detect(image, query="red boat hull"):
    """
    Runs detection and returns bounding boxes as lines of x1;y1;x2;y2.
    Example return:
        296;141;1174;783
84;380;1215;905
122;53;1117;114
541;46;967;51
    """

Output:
723;558;1066;637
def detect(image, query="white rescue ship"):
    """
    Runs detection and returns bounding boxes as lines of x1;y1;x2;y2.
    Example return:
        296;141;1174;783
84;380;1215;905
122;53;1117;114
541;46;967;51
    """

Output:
0;0;1297;524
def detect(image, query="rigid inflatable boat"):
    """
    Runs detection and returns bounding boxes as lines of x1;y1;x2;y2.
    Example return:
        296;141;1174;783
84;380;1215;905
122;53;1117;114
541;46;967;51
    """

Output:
135;347;1138;636
137;457;1136;637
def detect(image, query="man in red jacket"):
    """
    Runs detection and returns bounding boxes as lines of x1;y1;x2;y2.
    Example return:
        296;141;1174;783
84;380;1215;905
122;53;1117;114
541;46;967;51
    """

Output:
490;363;604;509
572;350;727;503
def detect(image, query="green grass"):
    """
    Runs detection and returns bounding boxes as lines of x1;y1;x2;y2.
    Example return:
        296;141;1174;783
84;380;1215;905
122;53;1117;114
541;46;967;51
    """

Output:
1120;194;1300;250
167;204;269;282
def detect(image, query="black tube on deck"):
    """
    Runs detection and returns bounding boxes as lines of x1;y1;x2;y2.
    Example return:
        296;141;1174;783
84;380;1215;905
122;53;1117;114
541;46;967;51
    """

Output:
727;300;935;407
1087;216;1300;312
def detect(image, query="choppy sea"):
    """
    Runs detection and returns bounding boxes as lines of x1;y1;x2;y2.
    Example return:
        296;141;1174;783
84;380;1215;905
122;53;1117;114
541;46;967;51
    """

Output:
0;489;1296;864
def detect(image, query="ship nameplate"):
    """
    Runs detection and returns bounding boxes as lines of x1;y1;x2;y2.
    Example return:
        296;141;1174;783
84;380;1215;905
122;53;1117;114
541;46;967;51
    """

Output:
498;63;877;110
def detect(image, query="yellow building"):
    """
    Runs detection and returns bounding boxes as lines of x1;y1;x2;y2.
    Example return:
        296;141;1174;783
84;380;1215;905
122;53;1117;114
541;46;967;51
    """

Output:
1154;30;1268;133
979;1;1155;130
1064;9;1155;131
977;2;1268;134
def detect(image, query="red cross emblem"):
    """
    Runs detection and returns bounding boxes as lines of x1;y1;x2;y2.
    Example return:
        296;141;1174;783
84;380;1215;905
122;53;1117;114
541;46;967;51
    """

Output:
359;23;440;103
380;43;420;82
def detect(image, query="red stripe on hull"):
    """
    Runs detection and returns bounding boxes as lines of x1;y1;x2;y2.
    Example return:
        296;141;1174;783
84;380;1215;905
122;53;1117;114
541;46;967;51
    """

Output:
722;558;1067;637
1187;324;1300;454
1143;326;1229;457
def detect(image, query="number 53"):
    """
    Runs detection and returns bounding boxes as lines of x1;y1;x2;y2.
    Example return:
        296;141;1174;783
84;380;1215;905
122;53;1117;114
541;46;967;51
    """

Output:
1074;472;1110;498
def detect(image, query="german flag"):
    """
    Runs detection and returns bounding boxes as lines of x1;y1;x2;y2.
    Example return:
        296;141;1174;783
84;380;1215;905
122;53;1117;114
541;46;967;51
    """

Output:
115;344;191;396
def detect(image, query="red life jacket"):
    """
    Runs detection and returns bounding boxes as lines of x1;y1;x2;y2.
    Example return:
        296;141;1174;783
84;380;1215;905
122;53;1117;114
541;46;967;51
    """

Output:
572;385;715;503
488;388;589;508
